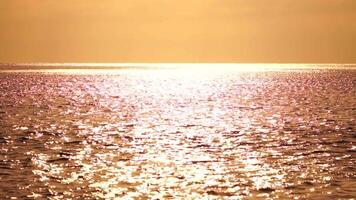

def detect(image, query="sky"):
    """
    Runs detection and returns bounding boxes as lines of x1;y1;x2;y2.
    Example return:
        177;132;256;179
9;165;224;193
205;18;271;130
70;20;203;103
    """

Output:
0;0;355;63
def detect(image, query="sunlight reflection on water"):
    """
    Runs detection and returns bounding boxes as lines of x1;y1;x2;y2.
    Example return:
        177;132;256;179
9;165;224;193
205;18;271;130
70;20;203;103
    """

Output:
0;66;355;199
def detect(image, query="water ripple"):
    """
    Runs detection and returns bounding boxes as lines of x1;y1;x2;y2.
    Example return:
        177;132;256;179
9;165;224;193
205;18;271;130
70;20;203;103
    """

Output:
0;68;355;199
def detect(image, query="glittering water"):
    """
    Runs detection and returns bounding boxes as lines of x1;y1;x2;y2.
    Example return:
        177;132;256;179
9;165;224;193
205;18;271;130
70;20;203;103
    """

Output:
0;66;355;199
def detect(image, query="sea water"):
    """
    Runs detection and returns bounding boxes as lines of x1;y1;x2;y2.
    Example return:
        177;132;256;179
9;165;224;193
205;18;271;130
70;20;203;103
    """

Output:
0;64;355;199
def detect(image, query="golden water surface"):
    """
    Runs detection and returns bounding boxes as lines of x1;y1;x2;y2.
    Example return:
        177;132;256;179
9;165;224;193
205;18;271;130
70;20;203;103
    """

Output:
0;66;355;199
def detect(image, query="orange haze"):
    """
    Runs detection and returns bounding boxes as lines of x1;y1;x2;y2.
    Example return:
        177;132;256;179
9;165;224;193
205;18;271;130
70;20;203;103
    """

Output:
0;0;355;63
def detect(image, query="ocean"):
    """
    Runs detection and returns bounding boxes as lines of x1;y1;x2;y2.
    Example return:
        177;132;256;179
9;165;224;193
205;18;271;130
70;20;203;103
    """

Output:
0;64;355;199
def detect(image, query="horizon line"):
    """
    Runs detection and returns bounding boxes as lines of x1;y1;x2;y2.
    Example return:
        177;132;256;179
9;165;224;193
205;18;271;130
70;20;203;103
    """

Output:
1;62;355;71
1;62;356;65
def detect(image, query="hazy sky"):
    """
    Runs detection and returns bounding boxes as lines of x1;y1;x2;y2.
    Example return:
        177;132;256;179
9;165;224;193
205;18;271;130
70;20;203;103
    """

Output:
0;0;355;63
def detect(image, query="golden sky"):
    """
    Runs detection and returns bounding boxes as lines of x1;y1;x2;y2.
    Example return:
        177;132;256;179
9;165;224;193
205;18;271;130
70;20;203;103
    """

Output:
0;0;355;63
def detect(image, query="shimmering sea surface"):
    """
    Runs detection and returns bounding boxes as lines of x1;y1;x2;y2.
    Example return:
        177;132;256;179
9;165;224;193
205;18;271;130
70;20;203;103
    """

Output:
0;65;355;199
